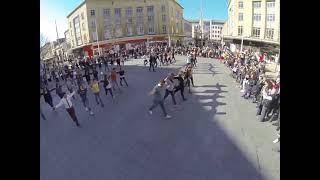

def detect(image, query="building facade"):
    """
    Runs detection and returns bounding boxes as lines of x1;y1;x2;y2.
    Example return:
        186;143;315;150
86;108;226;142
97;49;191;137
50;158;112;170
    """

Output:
209;20;224;41
67;0;185;57
190;19;225;41
183;18;192;44
223;0;280;47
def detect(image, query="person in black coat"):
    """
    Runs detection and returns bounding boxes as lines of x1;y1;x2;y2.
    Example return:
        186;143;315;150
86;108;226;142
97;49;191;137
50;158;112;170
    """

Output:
174;72;187;101
41;87;54;109
149;54;156;72
55;83;65;99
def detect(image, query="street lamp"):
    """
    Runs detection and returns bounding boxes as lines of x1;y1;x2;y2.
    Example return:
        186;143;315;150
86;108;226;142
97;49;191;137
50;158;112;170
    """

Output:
240;35;249;54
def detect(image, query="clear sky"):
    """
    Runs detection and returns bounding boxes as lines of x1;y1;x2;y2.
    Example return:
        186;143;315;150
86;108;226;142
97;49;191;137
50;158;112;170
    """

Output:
40;0;228;41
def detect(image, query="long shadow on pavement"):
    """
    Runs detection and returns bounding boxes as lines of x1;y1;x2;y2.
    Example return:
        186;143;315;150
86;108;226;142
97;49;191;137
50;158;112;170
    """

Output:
41;62;266;180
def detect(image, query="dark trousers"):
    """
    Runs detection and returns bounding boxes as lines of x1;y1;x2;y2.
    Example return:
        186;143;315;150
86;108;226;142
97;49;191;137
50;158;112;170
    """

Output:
149;100;167;116
163;89;177;105
94;92;104;106
149;62;155;71
256;104;271;122
66;106;80;126
81;96;91;111
45;99;54;107
174;86;186;100
120;77;128;86
104;88;114;98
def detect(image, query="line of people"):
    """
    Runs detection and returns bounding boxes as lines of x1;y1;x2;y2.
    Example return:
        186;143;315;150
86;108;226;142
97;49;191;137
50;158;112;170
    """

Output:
148;64;195;119
40;61;129;127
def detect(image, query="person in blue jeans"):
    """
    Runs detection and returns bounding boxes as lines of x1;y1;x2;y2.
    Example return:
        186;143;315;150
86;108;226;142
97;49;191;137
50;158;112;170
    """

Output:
77;84;94;115
148;80;172;119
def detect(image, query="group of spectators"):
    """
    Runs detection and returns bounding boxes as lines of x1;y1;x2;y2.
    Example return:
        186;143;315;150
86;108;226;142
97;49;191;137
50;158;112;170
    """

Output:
221;48;280;151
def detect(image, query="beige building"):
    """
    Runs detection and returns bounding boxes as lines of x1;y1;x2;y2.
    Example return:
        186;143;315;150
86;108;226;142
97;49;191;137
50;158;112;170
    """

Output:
223;0;280;48
66;0;185;57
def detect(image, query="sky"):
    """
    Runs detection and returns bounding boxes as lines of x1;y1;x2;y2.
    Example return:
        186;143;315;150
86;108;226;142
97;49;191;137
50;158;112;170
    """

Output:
40;0;228;41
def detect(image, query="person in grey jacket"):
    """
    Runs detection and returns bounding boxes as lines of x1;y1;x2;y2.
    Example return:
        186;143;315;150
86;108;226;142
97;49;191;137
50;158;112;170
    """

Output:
148;80;172;119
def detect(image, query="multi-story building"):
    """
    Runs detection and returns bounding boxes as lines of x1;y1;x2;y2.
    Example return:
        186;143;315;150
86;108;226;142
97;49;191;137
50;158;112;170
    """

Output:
190;19;225;41
223;0;280;48
183;18;192;44
209;20;224;41
66;0;185;57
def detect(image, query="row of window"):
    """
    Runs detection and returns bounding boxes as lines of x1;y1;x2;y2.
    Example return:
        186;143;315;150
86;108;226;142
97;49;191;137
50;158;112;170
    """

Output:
89;5;164;17
237;26;275;39
238;1;275;9
212;26;222;30
212;30;221;34
238;13;275;22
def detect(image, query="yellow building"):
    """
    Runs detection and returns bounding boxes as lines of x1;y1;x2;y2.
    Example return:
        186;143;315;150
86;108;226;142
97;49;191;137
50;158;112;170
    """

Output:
66;0;185;57
223;0;280;48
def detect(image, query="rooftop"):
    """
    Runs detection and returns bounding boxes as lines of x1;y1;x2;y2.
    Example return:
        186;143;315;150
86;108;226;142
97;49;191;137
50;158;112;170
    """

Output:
67;0;86;18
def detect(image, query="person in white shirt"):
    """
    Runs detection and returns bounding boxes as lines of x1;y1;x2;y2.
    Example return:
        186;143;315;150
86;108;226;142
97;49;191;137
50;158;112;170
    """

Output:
53;91;81;127
163;73;177;106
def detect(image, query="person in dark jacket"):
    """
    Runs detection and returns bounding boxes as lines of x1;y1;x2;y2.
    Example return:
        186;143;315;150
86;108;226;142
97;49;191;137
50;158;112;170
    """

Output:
117;66;128;87
149;54;156;72
77;84;94;115
93;68;99;81
101;74;114;99
41;87;54;109
55;83;65;99
84;68;91;85
174;72;187;101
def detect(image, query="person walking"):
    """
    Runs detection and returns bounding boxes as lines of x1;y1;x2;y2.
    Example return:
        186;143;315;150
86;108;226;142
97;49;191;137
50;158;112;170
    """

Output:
90;79;104;107
78;84;94;115
53;91;81;127
163;73;178;106
66;77;76;99
148;80;172;119
110;68;121;91
174;71;187;101
102;74;114;99
55;83;65;99
118;66;128;87
40;87;53;108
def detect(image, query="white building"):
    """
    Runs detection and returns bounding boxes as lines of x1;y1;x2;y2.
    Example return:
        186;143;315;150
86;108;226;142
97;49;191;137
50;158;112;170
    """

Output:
189;19;225;41
209;20;225;41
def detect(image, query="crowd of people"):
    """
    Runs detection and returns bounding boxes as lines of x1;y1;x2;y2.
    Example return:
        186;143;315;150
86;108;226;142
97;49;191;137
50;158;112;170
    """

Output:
40;43;280;151
40;48;133;127
220;47;280;152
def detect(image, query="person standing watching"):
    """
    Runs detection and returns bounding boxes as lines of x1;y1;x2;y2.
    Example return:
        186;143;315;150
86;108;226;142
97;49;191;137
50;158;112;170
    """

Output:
53;92;81;127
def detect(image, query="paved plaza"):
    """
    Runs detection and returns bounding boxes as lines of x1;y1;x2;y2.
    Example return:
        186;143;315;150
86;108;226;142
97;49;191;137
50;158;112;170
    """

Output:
40;55;280;180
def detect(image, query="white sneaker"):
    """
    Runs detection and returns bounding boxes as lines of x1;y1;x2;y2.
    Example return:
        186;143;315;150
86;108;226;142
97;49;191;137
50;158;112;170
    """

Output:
165;115;172;119
149;110;153;115
90;111;94;115
85;107;89;112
